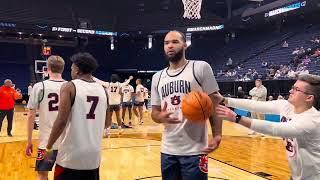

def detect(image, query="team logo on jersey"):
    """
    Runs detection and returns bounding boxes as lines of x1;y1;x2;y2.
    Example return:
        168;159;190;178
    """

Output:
171;95;181;105
199;155;208;173
161;80;191;99
281;116;297;157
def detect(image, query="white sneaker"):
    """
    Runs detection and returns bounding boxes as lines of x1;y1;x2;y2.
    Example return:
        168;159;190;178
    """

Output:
248;131;257;135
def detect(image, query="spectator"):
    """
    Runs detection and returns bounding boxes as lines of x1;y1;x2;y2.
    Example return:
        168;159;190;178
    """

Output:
311;48;320;58
298;47;305;55
226;57;233;67
0;79;22;137
268;96;273;101
261;61;268;68
302;56;311;65
248;79;267;135
282;41;288;48
237;86;245;98
292;48;299;55
277;95;284;100
299;66;309;75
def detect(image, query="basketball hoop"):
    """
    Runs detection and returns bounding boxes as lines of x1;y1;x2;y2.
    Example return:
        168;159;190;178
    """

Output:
182;0;203;19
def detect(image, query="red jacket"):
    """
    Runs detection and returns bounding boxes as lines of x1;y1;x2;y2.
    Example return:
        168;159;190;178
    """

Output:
0;86;22;110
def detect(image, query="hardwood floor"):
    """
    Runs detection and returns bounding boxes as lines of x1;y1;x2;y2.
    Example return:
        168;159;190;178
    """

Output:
0;108;290;180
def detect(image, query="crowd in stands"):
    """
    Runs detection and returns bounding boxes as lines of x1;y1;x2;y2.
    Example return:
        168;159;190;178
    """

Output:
216;34;320;81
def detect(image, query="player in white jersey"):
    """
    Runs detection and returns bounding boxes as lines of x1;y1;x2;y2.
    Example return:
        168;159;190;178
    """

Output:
151;31;223;179
143;87;149;112
217;74;320;180
133;79;145;124
93;75;133;135
25;55;65;180
121;80;134;126
45;53;108;180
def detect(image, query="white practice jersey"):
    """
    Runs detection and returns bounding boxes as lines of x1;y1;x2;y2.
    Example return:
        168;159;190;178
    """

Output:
151;60;219;156
228;98;320;180
135;84;145;102
56;79;107;170
122;85;134;103
106;82;122;105
27;80;66;150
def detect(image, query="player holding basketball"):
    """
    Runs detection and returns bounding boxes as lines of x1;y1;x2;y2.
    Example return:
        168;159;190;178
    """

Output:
151;31;223;179
45;53;108;180
25;55;66;180
121;79;134;126
217;74;320;180
133;79;145;124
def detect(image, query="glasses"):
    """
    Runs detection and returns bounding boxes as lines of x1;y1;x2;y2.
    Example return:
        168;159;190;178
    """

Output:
291;86;313;95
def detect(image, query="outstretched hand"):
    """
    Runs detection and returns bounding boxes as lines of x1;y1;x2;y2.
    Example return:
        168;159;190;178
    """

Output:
215;105;237;122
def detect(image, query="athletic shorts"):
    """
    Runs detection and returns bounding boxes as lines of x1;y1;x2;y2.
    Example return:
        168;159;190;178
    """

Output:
35;148;58;171
54;164;99;180
161;153;208;180
134;102;144;107
122;102;132;108
108;105;120;112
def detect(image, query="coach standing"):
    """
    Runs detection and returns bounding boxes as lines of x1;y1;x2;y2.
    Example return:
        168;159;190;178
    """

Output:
0;79;22;137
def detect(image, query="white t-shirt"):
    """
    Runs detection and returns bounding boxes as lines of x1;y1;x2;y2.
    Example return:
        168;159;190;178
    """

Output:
93;77;131;105
56;79;107;170
122;85;134;102
151;60;219;156
135;84;145;102
27;80;66;150
228;98;320;180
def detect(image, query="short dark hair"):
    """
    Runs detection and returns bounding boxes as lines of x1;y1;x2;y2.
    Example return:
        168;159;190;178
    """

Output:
70;52;98;74
110;74;120;83
167;30;186;43
298;74;320;110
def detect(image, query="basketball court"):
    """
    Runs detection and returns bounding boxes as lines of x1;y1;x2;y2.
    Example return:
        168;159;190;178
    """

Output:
1;0;317;179
0;105;290;180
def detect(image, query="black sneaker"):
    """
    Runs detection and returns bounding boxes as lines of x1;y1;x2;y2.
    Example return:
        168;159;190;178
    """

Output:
8;133;13;137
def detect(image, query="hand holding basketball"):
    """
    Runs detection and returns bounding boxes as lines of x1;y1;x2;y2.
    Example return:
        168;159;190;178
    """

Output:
181;91;213;122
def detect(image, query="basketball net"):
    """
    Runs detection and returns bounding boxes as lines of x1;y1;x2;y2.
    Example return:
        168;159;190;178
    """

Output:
182;0;202;19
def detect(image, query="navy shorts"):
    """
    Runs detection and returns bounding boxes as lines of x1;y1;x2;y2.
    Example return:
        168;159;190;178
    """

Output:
36;148;58;171
54;164;99;180
134;102;144;107
161;153;208;180
122;102;132;108
108;105;120;112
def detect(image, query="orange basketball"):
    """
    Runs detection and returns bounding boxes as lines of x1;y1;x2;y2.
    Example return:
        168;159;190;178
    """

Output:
181;91;214;122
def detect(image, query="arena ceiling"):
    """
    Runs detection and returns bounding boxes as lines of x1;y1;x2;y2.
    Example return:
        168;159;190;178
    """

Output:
0;0;271;32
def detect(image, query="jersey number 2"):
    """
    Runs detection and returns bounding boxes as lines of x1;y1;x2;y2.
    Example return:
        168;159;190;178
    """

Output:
48;93;59;111
87;96;99;119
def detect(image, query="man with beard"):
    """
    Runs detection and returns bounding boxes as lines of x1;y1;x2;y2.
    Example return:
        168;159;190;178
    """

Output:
151;31;223;179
